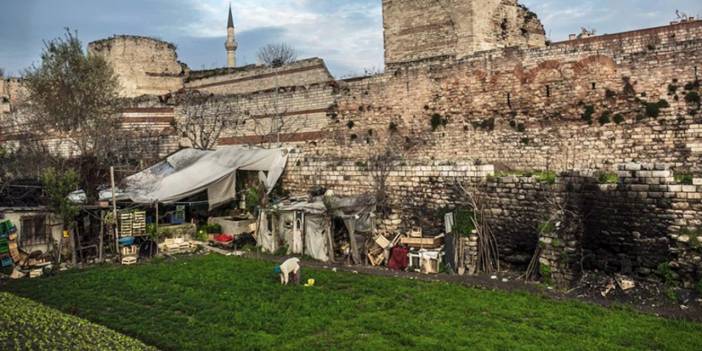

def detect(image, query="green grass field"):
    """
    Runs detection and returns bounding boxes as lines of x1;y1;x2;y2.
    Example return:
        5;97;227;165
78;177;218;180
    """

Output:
3;254;702;351
0;292;156;350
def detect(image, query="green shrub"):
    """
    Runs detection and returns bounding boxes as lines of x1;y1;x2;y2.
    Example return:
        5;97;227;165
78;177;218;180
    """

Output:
613;113;625;124
431;114;447;131
598;111;611;125
668;84;678;95
697;280;702;295
534;170;557;184
675;173;694;185
581;105;595;124
686;91;701;106
245;186;261;212
540;263;552;286
645;102;661;118
684;80;700;91
598;172;619;184
453;208;476;237
538;221;555;234
657;99;670;108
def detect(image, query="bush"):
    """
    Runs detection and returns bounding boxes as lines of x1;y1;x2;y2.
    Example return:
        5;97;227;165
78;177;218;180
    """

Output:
686;91;701;106
697;280;702;295
645;102;661;118
540;263;552;285
657;99;670;108
431;114;447;131
452;208;475;237
598;111;611;125
684;80;700;91
346;120;354;129
675;173;694;185
534;170;557;184
538;221;555;234
598;172;619;184
581;105;595;124
613;113;625;124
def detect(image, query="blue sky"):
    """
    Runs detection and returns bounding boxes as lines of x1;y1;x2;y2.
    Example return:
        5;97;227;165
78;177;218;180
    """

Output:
1;0;701;78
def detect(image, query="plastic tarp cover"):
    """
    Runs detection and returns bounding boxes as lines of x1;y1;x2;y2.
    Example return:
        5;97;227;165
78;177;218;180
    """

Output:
304;214;329;262
123;146;288;209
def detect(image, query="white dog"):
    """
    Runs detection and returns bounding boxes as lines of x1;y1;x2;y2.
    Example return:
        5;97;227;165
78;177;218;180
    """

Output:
278;257;301;285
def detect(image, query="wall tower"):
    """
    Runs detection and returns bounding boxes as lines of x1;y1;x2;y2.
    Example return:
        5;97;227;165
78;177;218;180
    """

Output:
225;4;238;68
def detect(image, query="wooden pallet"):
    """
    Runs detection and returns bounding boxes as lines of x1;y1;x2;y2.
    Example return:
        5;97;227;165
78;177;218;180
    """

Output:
121;256;138;265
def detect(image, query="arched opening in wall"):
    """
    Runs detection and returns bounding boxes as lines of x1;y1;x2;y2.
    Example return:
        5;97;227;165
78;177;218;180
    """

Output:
546;85;551;98
591;82;597;90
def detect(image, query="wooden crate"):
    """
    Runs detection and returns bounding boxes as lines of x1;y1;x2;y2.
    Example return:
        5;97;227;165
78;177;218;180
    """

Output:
121;256;138;265
400;235;444;249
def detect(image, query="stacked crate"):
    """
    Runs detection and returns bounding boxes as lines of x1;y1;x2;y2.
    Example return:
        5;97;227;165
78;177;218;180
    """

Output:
0;220;17;268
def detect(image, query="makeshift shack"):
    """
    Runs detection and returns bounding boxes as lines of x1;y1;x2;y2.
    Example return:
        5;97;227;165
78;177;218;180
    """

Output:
110;146;289;259
258;194;376;263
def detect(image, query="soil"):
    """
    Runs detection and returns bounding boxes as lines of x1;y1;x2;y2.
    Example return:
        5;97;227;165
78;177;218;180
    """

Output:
251;252;702;323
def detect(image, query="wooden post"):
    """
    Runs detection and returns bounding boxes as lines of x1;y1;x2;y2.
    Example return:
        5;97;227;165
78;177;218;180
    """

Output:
155;201;159;238
98;210;104;263
110;166;120;261
346;217;361;265
326;217;335;263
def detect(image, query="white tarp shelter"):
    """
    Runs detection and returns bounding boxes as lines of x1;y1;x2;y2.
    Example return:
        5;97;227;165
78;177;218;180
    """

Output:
257;195;376;263
122;146;288;209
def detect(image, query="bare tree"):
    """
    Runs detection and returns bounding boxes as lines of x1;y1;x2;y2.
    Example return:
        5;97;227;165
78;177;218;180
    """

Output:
257;43;297;67
368;134;404;217
0;67;4;77
176;91;245;150
456;181;500;273
21;29;123;201
248;87;308;148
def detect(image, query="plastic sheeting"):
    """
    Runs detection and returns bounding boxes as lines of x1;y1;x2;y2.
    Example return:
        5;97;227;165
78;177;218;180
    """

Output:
304;215;329;262
123;146;288;209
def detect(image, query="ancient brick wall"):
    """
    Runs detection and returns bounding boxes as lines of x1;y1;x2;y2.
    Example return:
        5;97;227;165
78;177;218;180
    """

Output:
88;36;184;98
382;0;545;67
312;21;702;174
184;58;334;96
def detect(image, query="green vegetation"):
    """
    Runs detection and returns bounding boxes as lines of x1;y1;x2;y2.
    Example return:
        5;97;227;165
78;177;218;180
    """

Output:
539;263;553;286
538;221;555;235
534;170;557;184
4;255;702;350
686;91;701;106
598;172;620;184
697;279;702;295
0;292;156;351
452;208;475;237
598;111;611;125
430;113;448;131
612;113;625;124
581;105;595;124
656;262;679;301
675;173;694;185
645;102;662;118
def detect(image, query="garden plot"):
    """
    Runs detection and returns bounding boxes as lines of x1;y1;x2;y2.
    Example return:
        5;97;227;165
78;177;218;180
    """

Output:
0;292;156;350
3;255;702;351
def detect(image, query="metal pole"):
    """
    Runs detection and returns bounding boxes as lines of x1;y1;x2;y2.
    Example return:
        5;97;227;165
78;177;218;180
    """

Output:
111;166;120;261
155;201;159;238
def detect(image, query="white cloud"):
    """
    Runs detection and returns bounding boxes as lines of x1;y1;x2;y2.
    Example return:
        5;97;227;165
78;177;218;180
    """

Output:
179;0;383;76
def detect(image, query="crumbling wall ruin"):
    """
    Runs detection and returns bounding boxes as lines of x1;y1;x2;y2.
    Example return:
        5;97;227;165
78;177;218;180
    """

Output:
382;0;545;67
88;35;184;98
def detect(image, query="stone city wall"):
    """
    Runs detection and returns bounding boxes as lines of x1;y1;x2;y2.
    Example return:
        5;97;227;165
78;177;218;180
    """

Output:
382;0;545;67
88;35;184;98
184;58;334;96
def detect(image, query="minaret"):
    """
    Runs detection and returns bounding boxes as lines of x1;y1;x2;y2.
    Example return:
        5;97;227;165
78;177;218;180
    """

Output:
225;4;237;68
